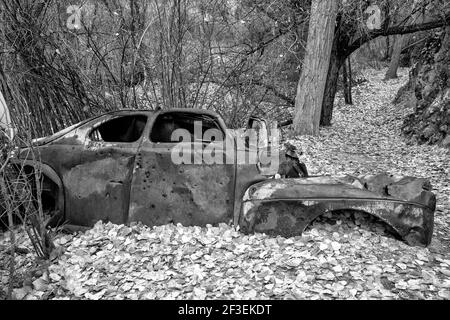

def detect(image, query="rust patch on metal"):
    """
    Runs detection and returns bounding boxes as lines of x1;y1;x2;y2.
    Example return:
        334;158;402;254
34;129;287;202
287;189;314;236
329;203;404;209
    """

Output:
128;148;234;227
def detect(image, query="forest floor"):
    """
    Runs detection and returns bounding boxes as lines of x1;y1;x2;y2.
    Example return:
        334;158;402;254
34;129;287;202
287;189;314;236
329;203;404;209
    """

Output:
1;68;450;300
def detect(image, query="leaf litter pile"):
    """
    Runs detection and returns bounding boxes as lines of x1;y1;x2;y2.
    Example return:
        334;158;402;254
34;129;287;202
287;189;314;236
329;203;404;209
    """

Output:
1;68;450;300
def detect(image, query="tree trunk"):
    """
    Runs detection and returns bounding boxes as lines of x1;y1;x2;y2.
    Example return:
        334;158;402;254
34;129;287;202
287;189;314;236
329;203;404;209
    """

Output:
342;58;353;104
385;34;407;79
293;0;338;136
320;49;345;126
348;58;353;104
382;36;391;60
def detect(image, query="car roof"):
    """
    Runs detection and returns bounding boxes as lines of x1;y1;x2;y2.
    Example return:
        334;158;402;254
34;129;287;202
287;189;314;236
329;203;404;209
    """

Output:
91;108;220;117
99;109;155;116
78;108;223;129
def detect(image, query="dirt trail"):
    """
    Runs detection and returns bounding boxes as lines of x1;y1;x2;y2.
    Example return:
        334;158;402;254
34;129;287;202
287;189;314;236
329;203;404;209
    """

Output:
291;67;450;251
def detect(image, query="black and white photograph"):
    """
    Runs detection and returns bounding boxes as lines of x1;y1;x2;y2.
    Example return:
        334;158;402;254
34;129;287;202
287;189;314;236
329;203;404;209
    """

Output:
0;0;449;305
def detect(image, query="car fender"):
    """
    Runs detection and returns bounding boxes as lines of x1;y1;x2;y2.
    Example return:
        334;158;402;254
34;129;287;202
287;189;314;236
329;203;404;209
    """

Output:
10;159;65;217
238;177;434;246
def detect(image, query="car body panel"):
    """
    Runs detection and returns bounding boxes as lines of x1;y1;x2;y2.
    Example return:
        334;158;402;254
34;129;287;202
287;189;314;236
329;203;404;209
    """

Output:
64;144;136;226
127;109;236;226
239;178;434;246
128;141;236;226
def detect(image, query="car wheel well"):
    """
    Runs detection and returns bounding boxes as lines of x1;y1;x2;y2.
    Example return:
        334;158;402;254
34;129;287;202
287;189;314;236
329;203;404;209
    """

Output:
240;200;405;243
22;165;64;227
305;209;403;241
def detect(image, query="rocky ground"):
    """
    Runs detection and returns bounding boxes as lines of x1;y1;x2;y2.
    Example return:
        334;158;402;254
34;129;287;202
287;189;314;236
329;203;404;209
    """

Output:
1;68;450;300
401;29;449;147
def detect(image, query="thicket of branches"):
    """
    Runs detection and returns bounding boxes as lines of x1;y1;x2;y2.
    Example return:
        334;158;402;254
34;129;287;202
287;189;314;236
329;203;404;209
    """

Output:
0;0;305;137
1;0;448;138
1;132;56;299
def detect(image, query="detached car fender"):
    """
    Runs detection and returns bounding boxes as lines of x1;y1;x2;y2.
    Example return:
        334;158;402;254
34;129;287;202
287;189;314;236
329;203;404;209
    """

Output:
238;176;435;247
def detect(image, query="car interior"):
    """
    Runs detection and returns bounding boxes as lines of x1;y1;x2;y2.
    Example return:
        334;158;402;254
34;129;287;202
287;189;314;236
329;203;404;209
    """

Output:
89;115;148;143
150;112;224;143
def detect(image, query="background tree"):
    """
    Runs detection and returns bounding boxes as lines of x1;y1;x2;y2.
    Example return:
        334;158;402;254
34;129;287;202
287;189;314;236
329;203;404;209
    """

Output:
293;0;338;136
385;34;407;79
342;58;353;104
319;0;450;127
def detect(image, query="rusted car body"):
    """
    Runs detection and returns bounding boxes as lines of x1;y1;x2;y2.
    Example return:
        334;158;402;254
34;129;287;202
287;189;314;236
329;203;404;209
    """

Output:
10;109;436;246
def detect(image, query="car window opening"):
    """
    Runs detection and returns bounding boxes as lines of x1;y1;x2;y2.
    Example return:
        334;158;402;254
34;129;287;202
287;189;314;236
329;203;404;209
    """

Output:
90;115;147;143
150;112;223;143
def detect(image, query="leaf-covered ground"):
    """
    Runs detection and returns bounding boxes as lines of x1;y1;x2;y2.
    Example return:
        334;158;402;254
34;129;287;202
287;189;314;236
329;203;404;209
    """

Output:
1;68;450;300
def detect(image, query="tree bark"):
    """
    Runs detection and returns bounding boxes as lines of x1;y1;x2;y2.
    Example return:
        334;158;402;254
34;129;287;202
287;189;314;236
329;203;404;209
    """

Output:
385;34;407;79
320;49;345;126
382;36;391;60
293;0;338;136
343;58;353;105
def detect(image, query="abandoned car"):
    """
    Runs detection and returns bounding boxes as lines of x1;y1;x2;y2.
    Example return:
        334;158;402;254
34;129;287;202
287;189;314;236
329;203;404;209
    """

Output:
9;109;436;246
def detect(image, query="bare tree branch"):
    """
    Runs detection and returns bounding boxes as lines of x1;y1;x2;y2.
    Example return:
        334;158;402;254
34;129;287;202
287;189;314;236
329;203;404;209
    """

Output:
351;11;450;51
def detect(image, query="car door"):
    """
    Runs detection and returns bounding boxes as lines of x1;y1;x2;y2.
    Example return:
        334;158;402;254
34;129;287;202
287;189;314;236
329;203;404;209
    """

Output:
64;114;148;226
128;110;235;227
